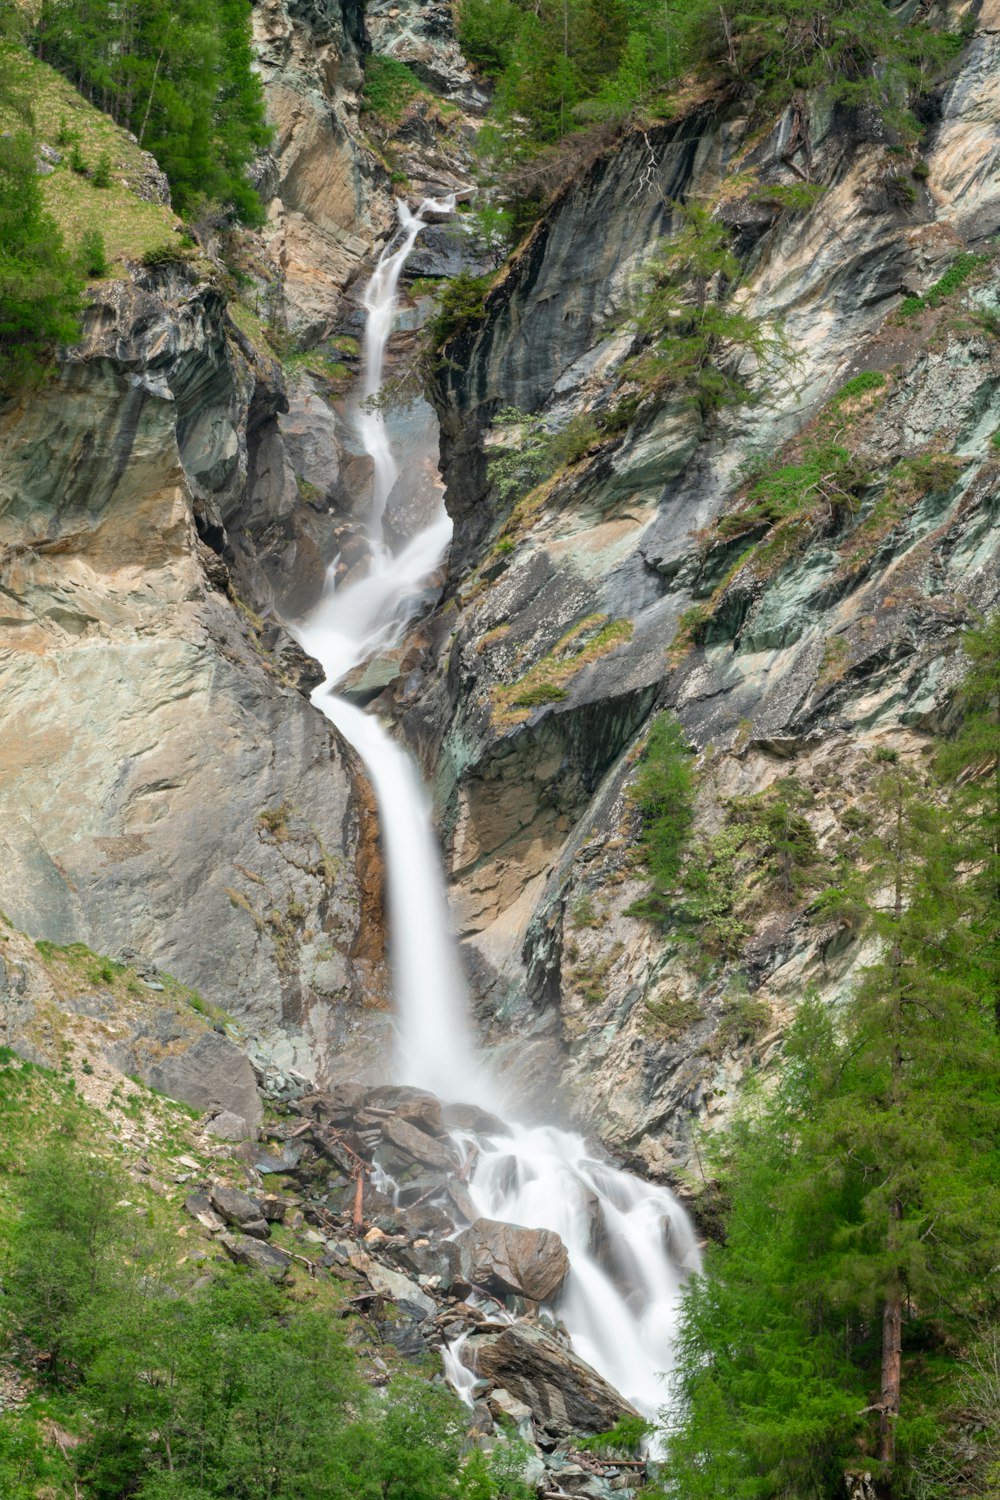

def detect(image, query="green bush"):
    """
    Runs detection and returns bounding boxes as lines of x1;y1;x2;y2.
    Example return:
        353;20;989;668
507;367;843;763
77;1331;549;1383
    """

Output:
631;714;696;905
0;128;82;392
429;270;491;347
361;55;425;123
141;241;190;268
91;151;111;188
78;227;108;277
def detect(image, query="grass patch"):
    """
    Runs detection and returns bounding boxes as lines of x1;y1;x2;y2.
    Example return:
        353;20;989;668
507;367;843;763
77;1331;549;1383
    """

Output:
897;252;987;318
361;56;428;125
3;51;181;272
491;614;633;727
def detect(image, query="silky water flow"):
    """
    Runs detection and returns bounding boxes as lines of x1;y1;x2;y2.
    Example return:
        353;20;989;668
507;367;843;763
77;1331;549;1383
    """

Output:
295;199;701;1428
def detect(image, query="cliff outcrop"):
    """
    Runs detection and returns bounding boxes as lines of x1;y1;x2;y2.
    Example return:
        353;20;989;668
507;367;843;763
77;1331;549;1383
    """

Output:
380;5;1000;1172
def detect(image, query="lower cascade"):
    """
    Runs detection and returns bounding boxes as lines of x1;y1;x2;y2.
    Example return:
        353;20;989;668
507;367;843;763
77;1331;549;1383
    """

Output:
295;201;701;1429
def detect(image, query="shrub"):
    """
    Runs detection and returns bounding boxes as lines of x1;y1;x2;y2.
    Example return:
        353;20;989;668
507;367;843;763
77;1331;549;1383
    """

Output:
78;228;108;278
0;130;82;391
91;151;111;188
141;241;190;268
429;271;491;347
361;55;425;123
631;714;696;900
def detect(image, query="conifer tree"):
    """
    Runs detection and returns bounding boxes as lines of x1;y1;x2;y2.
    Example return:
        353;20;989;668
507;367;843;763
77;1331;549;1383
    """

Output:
664;750;1000;1496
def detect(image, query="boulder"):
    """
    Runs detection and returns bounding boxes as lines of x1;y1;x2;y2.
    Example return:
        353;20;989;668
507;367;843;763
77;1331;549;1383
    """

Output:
113;1027;263;1136
219;1234;290;1278
455;1218;569;1302
381;1115;458;1171
441;1101;511;1137
348;1248;437;1317
183;1191;225;1231
210;1184;269;1239
464;1323;637;1436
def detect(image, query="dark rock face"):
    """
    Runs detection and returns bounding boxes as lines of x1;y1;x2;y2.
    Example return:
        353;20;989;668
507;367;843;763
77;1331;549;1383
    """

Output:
464;1323;637;1436
455;1218;570;1302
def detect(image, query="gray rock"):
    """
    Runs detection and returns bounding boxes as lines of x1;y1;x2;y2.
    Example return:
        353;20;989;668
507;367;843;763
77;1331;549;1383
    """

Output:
381;1115;458;1171
464;1322;637;1436
348;1248;437;1317
141;1031;263;1133
455;1218;569;1302
184;1191;226;1231
219;1233;290;1277
210;1184;268;1235
206;1110;256;1141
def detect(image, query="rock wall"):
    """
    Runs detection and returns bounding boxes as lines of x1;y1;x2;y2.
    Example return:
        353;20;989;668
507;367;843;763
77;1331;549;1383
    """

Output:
0;266;393;1083
253;0;395;338
385;7;1000;1174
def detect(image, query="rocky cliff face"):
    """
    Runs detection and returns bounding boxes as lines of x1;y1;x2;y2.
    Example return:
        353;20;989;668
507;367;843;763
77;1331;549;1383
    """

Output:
0;264;394;1080
252;0;394;338
377;5;1000;1175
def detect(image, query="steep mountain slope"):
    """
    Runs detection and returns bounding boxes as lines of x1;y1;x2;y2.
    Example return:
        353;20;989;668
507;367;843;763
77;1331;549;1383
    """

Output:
374;3;1000;1173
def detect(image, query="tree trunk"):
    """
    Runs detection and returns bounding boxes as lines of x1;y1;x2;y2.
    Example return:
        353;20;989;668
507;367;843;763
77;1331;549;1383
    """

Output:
878;1257;902;1464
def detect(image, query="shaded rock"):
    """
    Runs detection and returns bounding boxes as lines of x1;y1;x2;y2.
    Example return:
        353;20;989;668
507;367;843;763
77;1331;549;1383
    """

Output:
441;1101;511;1137
455;1218;569;1302
219;1233;290;1277
446;1180;479;1224
464;1323;636;1436
389;1237;464;1288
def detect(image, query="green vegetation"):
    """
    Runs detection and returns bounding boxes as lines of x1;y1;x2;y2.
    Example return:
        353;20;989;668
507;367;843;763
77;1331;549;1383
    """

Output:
629;202;788;413
629;713;696;904
0;32;82;390
429;270;492;347
0;1061;536;1500
491;613;633;725
361;55;427;125
628;745;826;961
457;0;958;165
663;628;1000;1497
898;251;986;318
25;0;270;223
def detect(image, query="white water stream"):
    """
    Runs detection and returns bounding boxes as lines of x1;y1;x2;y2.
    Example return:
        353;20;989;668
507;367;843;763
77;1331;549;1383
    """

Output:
295;199;700;1429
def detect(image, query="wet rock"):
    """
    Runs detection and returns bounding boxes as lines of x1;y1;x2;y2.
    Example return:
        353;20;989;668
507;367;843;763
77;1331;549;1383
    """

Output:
441;1102;511;1136
455;1218;570;1302
381;1115;459;1171
464;1322;637;1436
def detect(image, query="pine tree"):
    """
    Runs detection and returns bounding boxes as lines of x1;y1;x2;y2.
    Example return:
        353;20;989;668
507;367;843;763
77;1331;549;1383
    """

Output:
664;751;1000;1496
0;32;82;391
938;615;1000;1031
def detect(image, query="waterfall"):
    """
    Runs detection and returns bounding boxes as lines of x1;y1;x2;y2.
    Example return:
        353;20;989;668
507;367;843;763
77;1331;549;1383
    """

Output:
295;200;701;1431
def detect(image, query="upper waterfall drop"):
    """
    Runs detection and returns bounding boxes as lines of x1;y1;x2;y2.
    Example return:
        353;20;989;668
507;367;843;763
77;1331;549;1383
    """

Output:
295;198;701;1432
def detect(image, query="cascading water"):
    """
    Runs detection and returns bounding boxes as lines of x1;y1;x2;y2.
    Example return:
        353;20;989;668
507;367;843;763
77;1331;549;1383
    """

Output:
295;199;701;1432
